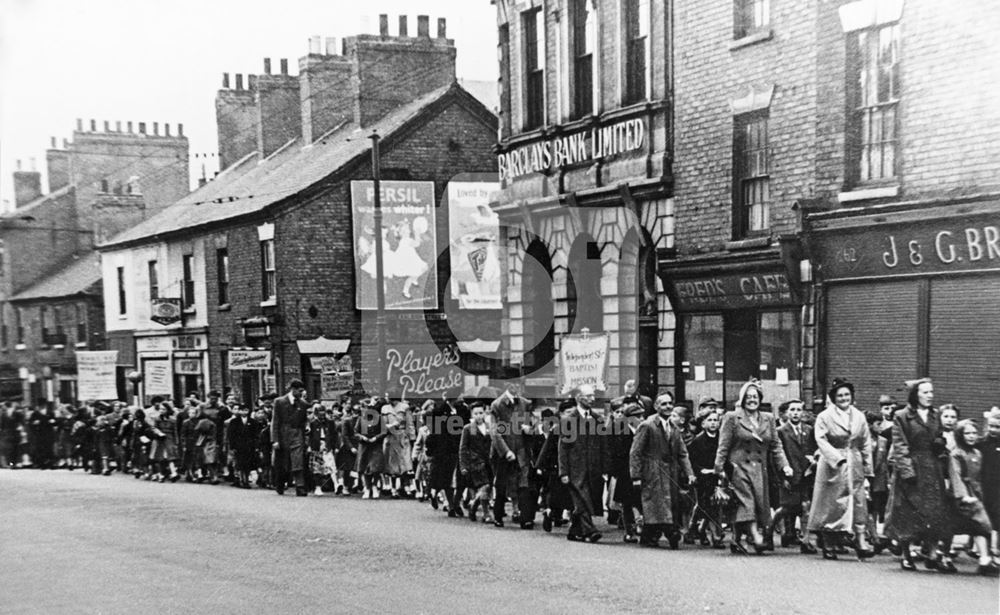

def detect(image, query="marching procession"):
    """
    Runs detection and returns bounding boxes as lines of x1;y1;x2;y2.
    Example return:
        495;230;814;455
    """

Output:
3;376;999;578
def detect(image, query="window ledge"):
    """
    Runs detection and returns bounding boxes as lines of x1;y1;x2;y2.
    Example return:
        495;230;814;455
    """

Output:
729;28;774;51
217;303;231;312
260;298;277;308
14;343;26;351
837;185;899;203
52;344;65;350
183;307;196;315
726;237;772;251
75;342;88;348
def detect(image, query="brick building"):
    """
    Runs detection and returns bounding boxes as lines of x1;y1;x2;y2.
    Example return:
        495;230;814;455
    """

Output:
492;0;676;399
0;121;188;403
803;0;1000;410
99;17;500;404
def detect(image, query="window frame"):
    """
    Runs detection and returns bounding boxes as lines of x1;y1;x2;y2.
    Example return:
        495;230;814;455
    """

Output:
571;0;596;119
522;7;546;130
147;260;159;301
623;0;650;106
733;0;771;40
15;306;24;346
182;254;196;311
116;266;127;316
216;248;230;307
846;22;901;188
732;110;771;238
260;239;277;302
75;303;88;346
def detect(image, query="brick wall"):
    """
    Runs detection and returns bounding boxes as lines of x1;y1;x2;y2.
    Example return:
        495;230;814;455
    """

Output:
216;85;258;171
255;74;301;158
673;0;817;254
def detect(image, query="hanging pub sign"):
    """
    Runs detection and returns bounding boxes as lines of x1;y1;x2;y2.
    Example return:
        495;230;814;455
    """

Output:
361;343;463;399
228;350;272;371
498;117;646;182
351;180;438;311
150;298;182;325
558;332;609;395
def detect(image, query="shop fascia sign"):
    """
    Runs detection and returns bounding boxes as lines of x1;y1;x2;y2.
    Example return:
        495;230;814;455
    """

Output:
228;349;272;371
497;118;646;182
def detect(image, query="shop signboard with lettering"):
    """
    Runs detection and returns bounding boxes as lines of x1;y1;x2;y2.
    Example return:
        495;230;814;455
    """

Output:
361;344;463;399
447;182;502;309
143;359;172;396
76;350;119;401
815;216;1000;281
228;350;272;371
667;271;795;311
558;332;609;395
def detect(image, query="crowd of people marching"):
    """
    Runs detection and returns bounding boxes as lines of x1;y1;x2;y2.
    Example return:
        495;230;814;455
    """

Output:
2;376;999;577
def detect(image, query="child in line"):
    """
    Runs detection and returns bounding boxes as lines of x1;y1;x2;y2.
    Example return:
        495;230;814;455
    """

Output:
949;419;999;576
459;403;493;523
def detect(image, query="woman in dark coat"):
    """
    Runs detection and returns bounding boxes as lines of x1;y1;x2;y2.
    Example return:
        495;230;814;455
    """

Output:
884;378;955;572
28;405;57;469
425;399;461;515
0;404;24;468
714;380;792;554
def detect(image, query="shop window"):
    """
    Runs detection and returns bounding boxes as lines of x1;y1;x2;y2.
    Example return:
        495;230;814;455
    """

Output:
260;240;276;301
623;0;650;105
116;266;127;315
498;24;512;137
733;111;770;237
681;314;725;404
571;0;596;118
734;0;770;39
523;7;545;130
148;260;159;301
216;248;229;306
182;254;195;310
846;23;900;186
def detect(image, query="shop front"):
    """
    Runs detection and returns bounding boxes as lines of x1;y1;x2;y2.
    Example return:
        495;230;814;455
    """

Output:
809;201;1000;411
661;251;804;410
135;331;210;405
296;337;352;402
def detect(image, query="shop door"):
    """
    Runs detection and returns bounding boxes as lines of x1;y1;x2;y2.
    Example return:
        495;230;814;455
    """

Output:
824;281;919;410
928;276;1000;412
724;311;759;405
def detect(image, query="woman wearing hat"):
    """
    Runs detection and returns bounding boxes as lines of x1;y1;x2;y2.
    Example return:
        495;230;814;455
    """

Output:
806;378;875;560
884;378;956;572
714;379;793;554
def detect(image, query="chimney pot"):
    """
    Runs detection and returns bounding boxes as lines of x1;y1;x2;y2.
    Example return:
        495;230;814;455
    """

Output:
50;136;57;148
309;35;321;55
116;120;122;132
16;159;21;171
90;119;97;132
280;58;288;75
248;74;257;90
62;138;69;148
30;157;36;171
235;73;244;90
138;122;146;134
178;123;184;137
127;121;133;133
399;15;408;36
153;122;159;135
437;18;447;38
165;123;171;137
325;37;338;55
264;58;271;74
417;15;430;37
76;118;83;131
222;72;230;88
103;120;110;132
379;14;389;36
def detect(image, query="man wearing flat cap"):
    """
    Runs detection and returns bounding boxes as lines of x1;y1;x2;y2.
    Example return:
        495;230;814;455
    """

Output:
271;379;310;496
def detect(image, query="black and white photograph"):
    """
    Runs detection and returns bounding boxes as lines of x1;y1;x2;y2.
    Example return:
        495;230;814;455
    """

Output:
0;0;998;613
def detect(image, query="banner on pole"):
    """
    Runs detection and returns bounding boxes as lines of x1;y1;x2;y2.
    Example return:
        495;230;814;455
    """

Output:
558;332;609;395
76;350;119;401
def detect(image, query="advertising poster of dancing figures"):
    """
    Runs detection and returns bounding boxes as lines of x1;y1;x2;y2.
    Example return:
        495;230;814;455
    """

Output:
352;180;438;310
446;181;501;309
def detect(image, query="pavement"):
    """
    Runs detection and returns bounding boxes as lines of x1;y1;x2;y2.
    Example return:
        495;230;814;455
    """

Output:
0;469;997;615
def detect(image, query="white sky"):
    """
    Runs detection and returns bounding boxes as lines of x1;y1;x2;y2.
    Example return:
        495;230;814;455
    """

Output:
0;0;499;210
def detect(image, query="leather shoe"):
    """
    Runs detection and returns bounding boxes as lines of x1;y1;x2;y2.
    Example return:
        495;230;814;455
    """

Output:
977;562;1000;577
587;532;602;543
493;519;504;528
623;532;639;544
781;535;802;548
542;511;553;533
668;532;681;550
900;558;917;571
520;521;535;530
567;533;586;542
937;558;958;573
800;543;818;555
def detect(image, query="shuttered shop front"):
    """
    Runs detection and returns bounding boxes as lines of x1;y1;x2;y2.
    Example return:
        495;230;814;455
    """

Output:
824;281;919;410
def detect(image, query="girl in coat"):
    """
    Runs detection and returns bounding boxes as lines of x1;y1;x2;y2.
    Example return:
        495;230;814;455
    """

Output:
884;378;955;572
689;409;725;547
355;400;387;499
806;378;875;560
382;401;414;498
714;379;793;555
194;411;220;484
459;403;493;523
128;408;152;479
949;419;999;576
149;402;180;482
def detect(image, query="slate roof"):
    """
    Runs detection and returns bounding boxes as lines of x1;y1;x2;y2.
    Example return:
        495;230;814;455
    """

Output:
9;251;101;301
100;82;486;249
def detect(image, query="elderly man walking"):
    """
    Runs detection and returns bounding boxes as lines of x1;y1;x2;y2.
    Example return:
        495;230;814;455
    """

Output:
559;384;607;543
629;392;695;548
271;379;310;496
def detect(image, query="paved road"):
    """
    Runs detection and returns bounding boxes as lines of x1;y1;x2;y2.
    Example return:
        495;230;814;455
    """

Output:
1;470;997;615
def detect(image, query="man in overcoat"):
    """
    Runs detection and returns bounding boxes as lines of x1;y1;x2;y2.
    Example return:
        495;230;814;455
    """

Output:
611;379;654;419
271;379;310;496
489;383;533;527
629;392;695;548
558;384;607;542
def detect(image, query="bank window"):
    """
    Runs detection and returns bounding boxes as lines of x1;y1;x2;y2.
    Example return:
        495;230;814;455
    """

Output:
216;248;230;306
572;0;595;118
734;112;770;237
734;0;770;39
261;240;276;301
624;0;649;105
116;266;127;315
147;260;159;301
182;254;195;310
523;8;545;130
847;23;899;185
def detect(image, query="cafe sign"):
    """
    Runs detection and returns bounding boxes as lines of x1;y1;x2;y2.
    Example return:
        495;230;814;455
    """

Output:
815;217;1000;281
668;271;795;311
498;118;646;182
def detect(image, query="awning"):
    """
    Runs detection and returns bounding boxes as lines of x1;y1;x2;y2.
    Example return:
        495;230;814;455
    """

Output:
456;339;501;353
296;336;350;355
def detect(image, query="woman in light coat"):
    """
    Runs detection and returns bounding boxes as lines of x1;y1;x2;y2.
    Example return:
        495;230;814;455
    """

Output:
714;379;792;554
806;378;875;560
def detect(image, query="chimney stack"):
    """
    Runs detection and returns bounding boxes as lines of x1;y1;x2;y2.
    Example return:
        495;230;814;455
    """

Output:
437;18;447;38
76;118;83;131
47;137;70;192
379;14;389;36
264;58;272;74
13;163;43;208
50;136;57;148
178;123;184;137
417;15;430;37
399;15;408;37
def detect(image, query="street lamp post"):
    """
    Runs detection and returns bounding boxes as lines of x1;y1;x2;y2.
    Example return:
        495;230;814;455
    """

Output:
370;132;388;397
